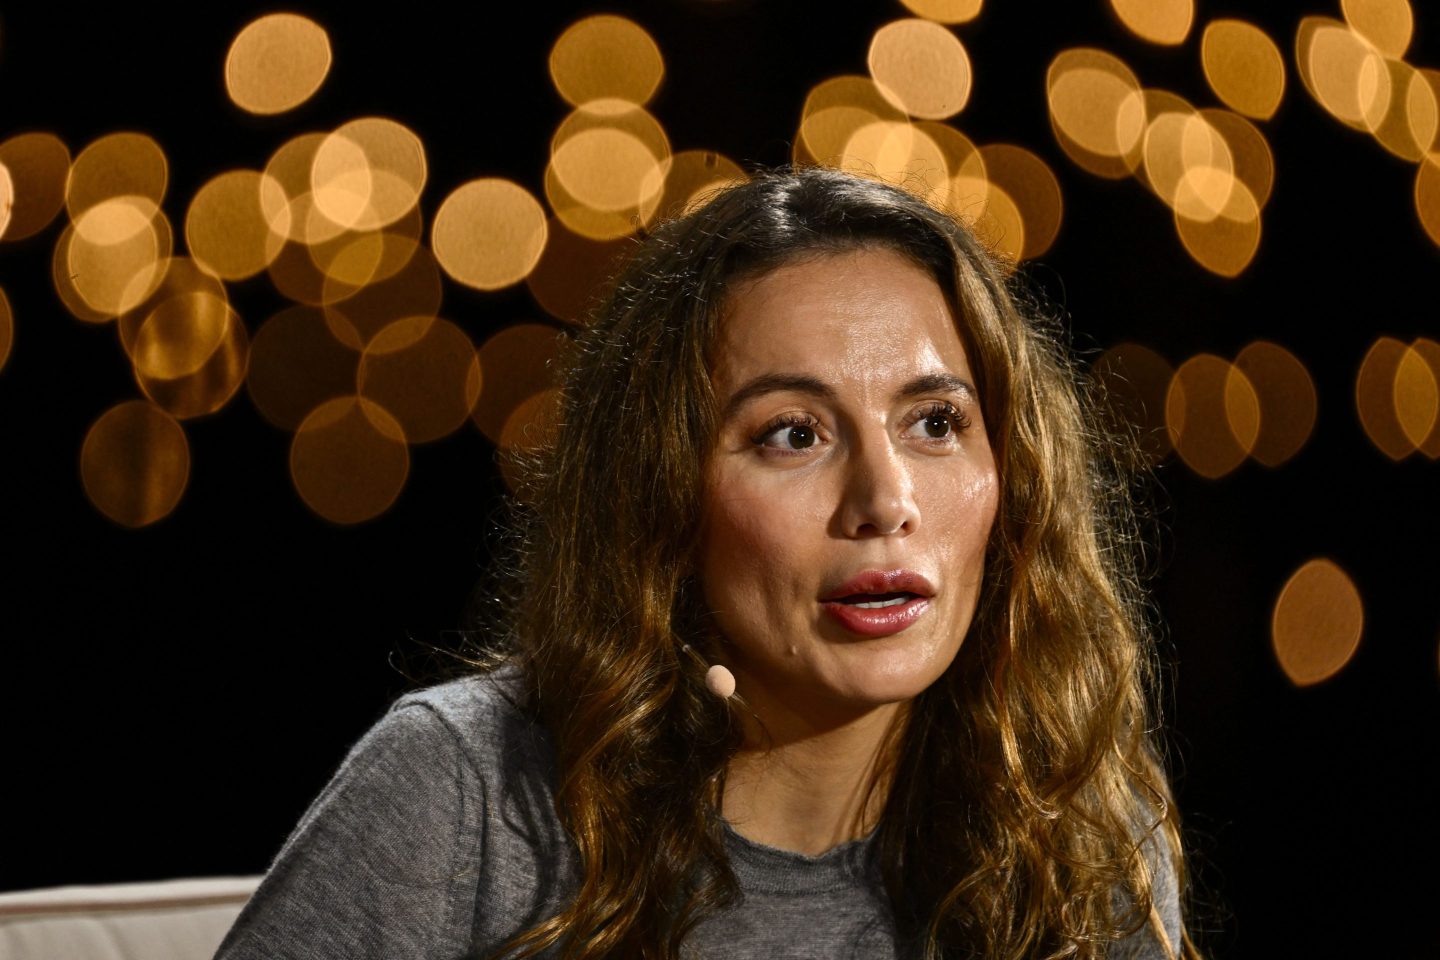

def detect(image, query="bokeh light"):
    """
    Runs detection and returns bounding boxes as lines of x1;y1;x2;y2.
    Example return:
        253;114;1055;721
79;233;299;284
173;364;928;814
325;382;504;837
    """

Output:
544;165;637;242
1296;16;1390;133
1409;337;1440;458
1415;153;1440;246
115;258;228;361
225;13;332;115
499;387;564;455
1272;558;1364;686
899;0;982;24
954;177;1023;265
0;286;12;373
795;75;907;167
131;291;232;381
1233;341;1316;467
1405;70;1440;157
320;242;443;350
974;144;1062;260
247;304;362;432
290;396;409;524
1201;19;1286;121
52;226;108;324
645;149;747;222
919;121;985;211
1357;335;1435;459
1370;60;1435;161
867;19;972;120
840;121;949;197
496;388;565;499
1173;179;1262;277
1109;0;1193;46
57;198;174;321
267;218;361;306
432;178;548;291
185;170;289;280
1393;341;1439;449
264;133;329;244
1201;109;1275;209
309;136;374;236
525;218;630;326
472;324;568;444
1167;353;1259;478
547;99;671;240
1141;100;1236;221
550;101;671;209
309;133;377;232
1340;0;1413;59
357;316;482;445
0;133;70;242
311;117;427;232
79;400;190;527
309;216;423;302
66;133;168;222
0;163;13;240
549;15;664;108
133;295;249;420
1091;343;1175;464
1047;48;1146;179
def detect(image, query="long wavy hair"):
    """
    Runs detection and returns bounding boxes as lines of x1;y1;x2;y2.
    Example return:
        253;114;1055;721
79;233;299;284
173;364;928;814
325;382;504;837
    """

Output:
454;166;1199;959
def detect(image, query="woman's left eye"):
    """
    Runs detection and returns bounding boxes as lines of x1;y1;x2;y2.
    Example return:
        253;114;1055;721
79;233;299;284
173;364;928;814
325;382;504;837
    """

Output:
903;402;971;441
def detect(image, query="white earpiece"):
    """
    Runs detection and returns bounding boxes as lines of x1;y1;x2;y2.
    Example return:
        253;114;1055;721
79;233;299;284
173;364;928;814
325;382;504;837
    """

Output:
682;645;736;699
704;663;736;699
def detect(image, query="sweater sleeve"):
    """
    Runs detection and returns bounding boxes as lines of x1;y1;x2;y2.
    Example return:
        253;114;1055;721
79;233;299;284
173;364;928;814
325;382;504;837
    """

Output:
213;702;484;960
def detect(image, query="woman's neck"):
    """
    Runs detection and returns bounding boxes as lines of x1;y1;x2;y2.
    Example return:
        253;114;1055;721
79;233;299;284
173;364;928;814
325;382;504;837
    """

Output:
720;698;908;856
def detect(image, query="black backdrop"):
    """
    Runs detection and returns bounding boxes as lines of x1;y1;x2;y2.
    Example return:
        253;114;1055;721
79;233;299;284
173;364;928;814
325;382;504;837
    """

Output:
2;2;1437;957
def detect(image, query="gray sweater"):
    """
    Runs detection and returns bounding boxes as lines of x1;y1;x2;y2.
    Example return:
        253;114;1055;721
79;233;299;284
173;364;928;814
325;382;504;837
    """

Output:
214;666;1180;959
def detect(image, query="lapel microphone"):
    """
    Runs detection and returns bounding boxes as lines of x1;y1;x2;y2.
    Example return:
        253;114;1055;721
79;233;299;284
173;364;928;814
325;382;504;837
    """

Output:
681;645;736;699
704;664;736;699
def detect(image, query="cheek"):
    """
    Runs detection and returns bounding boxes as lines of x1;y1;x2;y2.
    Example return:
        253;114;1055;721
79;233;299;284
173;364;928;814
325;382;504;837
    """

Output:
700;471;829;605
923;464;1000;573
965;467;1001;537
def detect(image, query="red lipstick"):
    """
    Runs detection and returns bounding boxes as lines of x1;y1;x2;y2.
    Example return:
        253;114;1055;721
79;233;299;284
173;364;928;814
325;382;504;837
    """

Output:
819;569;935;638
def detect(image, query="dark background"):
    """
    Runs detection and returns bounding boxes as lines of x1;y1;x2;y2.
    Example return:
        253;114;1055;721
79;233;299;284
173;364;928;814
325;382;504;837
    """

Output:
2;2;1436;957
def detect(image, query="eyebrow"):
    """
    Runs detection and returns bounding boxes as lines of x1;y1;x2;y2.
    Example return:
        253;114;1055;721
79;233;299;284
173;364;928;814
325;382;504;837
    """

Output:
720;371;977;421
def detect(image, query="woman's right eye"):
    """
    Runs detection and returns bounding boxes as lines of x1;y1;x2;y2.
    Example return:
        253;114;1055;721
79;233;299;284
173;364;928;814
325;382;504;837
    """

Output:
753;416;823;452
771;425;816;449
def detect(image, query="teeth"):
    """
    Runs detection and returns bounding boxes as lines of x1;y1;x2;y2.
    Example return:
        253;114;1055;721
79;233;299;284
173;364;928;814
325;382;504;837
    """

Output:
853;596;909;609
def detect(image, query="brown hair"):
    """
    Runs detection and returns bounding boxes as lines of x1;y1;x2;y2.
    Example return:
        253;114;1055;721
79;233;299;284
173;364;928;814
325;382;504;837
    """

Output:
455;166;1200;959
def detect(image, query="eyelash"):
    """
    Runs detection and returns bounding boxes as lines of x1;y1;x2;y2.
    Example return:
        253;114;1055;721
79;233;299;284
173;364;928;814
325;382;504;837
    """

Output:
750;401;973;454
915;401;973;435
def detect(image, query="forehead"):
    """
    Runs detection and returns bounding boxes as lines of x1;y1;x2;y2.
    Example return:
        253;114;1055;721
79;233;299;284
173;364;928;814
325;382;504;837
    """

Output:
711;247;973;393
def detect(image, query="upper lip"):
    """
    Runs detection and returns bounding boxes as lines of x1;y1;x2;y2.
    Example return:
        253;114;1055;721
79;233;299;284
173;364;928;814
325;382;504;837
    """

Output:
819;569;936;602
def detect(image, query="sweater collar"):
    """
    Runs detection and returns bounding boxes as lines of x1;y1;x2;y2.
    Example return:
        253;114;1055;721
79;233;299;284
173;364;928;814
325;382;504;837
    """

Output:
720;819;883;895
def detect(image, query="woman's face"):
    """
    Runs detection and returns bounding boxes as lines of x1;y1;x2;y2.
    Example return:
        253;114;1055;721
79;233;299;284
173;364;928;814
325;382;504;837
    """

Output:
698;246;1000;723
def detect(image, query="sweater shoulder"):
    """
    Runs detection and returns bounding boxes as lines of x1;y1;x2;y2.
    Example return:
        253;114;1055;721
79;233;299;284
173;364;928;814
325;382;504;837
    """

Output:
393;662;532;725
388;663;554;785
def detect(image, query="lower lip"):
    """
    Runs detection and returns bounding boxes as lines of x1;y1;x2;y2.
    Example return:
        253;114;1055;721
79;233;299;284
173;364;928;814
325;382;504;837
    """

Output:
820;596;931;638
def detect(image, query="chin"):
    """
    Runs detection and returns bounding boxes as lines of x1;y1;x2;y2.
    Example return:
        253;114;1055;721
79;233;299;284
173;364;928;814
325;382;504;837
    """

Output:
826;640;958;706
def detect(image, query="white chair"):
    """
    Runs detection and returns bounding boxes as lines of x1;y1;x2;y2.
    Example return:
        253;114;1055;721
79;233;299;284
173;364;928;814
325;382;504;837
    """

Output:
0;877;262;960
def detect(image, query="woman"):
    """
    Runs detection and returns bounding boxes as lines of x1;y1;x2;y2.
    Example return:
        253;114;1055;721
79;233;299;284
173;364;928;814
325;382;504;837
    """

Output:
216;167;1199;959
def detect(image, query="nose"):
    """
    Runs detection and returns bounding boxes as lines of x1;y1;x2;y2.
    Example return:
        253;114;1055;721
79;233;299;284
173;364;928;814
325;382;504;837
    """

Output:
838;434;920;539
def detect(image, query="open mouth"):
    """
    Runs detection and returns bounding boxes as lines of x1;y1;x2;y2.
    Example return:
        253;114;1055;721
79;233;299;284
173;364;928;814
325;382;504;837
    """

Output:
820;590;931;637
831;591;918;609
